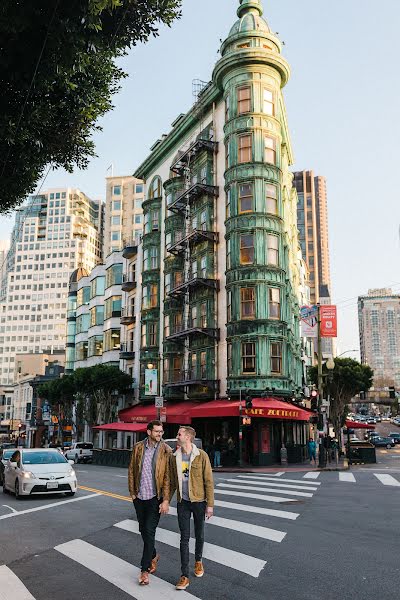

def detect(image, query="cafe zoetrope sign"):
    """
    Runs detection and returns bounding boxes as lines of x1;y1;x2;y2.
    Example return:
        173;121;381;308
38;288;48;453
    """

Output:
244;407;302;419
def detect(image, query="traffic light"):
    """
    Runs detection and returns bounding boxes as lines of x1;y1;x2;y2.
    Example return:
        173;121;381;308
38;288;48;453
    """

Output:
389;386;396;399
359;391;366;400
245;394;253;409
311;389;318;411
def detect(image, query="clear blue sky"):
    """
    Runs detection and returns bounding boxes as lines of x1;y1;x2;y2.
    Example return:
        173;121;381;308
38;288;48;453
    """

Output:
1;0;400;356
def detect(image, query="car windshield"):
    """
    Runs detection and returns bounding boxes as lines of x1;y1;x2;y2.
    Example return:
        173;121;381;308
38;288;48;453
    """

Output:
2;450;14;460
22;451;67;465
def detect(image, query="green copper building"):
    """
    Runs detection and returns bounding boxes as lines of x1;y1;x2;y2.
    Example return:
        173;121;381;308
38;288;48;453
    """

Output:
130;0;307;464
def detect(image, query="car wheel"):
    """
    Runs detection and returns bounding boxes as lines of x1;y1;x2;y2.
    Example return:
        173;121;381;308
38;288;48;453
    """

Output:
2;481;8;493
65;491;75;497
15;479;21;499
386;444;392;449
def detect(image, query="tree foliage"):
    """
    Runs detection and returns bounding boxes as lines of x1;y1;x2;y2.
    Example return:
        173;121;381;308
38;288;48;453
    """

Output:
309;358;374;432
38;365;132;441
0;0;182;212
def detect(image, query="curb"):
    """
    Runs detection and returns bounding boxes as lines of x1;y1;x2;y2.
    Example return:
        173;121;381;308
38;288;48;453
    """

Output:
212;463;349;473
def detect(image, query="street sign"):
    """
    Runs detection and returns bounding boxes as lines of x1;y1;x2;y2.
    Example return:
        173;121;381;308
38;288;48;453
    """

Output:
155;396;164;408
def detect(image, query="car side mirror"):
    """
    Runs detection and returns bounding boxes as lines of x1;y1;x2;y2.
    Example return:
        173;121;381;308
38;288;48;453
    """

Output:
68;460;74;465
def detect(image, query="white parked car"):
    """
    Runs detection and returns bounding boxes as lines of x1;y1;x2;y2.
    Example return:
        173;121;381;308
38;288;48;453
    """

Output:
64;442;93;464
2;448;77;499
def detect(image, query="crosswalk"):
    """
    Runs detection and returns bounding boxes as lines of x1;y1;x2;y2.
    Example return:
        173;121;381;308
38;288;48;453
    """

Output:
1;469;399;599
0;473;321;599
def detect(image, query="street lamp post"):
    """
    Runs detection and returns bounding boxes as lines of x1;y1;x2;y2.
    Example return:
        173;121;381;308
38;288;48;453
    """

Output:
238;389;243;468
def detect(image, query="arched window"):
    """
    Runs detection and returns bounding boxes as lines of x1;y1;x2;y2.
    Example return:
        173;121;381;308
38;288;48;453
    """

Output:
148;176;162;199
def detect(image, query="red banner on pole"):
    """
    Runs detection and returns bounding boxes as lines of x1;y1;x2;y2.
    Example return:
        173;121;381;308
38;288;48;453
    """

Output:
320;305;337;337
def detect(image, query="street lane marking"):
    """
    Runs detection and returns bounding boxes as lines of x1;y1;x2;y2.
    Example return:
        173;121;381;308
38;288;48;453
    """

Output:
78;485;131;501
114;475;128;478
303;472;321;479
214;489;298;503
237;475;321;486
217;483;313;498
114;519;266;578
233;477;318;491
214;499;299;520
374;474;400;487
0;565;36;599
339;473;356;482
167;506;286;542
0;493;100;521
55;539;200;599
1;504;18;514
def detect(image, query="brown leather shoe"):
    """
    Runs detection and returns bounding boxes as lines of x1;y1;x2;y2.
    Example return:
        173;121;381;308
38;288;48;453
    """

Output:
149;554;160;574
175;576;190;590
138;571;149;585
194;561;204;577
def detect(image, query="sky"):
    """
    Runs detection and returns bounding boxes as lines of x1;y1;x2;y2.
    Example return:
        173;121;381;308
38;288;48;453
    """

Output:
1;0;400;358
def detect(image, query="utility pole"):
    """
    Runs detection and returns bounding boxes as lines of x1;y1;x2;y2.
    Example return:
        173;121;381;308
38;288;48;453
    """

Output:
238;389;243;468
317;304;326;467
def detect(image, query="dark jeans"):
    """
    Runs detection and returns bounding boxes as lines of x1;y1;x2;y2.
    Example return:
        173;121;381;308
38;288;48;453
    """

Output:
133;496;161;572
177;500;206;577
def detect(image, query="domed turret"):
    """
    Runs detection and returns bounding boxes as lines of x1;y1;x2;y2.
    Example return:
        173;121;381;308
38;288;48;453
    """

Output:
69;267;89;283
229;0;270;36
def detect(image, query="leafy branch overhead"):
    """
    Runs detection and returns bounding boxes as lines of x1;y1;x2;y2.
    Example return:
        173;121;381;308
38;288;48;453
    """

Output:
0;0;182;212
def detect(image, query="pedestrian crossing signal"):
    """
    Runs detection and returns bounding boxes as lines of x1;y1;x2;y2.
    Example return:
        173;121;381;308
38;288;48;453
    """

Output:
242;416;252;426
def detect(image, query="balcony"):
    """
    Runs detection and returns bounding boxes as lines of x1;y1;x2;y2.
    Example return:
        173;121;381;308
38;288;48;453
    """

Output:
119;343;135;360
168;274;219;298
170;138;218;175
164;372;219;392
168;183;219;214
121;272;136;292
165;326;219;343
122;240;138;259
167;229;219;256
120;308;136;325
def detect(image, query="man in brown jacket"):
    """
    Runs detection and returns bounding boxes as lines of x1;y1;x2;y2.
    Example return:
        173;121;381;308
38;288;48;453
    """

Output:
128;420;171;586
170;425;214;591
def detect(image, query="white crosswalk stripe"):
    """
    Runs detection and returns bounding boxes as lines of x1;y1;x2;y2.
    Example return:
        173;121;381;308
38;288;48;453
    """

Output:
232;476;318;491
168;506;286;542
237;474;321;486
114;519;267;578
214;499;299;520
339;473;356;482
373;473;400;487
217;482;314;498
303;472;321;479
214;488;298;503
56;539;200;599
0;565;36;600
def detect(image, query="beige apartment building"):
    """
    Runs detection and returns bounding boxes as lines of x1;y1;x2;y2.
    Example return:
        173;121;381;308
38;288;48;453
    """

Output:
104;176;144;257
293;171;332;305
358;288;400;387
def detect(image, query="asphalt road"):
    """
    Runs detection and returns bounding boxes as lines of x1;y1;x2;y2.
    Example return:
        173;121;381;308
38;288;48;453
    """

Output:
0;442;399;600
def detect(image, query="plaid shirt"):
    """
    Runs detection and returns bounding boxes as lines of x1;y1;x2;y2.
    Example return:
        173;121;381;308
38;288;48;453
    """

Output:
137;439;158;500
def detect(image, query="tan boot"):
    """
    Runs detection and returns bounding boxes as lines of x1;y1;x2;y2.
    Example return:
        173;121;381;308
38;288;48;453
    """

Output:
138;571;149;585
149;554;160;574
194;561;204;577
175;576;190;590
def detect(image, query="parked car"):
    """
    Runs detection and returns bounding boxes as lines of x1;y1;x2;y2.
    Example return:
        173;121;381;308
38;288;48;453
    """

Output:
0;448;14;485
375;416;382;423
388;433;400;444
164;438;203;451
3;448;77;498
64;442;93;464
367;418;376;424
364;431;379;440
369;436;395;448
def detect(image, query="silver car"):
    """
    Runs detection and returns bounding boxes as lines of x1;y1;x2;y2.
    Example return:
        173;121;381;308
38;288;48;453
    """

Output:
3;448;77;499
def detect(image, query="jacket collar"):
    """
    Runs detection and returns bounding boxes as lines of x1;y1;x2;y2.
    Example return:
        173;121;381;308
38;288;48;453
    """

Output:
174;443;200;458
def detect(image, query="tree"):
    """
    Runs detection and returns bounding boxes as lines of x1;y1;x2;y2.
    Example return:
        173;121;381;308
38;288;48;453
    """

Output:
309;358;374;436
38;375;76;445
0;0;182;212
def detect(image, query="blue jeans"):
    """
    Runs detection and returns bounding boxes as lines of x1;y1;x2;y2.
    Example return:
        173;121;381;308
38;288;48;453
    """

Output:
214;450;221;467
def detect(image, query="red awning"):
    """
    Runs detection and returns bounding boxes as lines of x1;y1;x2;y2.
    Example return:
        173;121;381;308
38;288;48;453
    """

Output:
345;420;375;430
118;402;196;425
92;422;148;432
190;398;311;421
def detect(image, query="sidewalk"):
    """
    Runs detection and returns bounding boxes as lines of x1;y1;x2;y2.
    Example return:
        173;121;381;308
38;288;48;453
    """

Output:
212;459;349;473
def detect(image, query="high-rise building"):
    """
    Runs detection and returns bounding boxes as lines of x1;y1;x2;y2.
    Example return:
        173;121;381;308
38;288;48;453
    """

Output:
293;171;331;304
119;0;308;466
0;241;8;301
0;188;103;386
104;176;144;257
358;288;400;387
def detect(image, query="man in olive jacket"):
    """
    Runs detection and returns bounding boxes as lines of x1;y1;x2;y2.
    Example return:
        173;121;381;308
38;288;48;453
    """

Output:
170;425;214;591
128;420;172;586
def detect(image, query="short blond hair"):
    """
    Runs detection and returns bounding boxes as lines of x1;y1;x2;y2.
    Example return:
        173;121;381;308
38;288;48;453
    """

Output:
179;426;196;441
